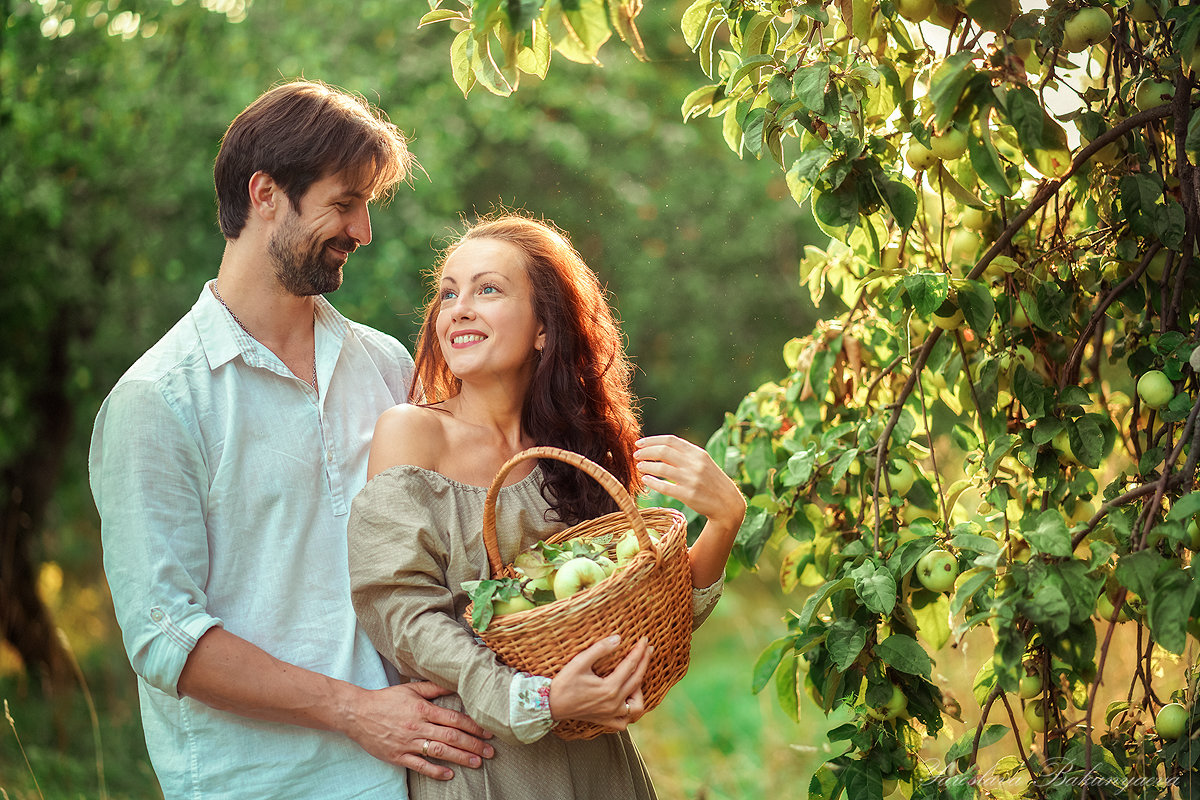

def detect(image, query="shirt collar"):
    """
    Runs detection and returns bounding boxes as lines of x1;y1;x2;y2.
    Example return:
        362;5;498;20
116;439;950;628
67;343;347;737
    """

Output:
196;279;352;374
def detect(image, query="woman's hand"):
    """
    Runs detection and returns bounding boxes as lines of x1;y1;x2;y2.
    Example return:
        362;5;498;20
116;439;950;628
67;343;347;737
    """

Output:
634;434;746;588
547;635;651;731
634;435;746;531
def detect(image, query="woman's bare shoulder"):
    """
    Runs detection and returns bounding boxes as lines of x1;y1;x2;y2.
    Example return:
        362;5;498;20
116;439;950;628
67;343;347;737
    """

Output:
367;403;450;479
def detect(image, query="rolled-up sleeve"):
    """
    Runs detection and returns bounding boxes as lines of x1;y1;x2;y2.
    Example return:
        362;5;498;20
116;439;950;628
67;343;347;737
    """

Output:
89;380;221;698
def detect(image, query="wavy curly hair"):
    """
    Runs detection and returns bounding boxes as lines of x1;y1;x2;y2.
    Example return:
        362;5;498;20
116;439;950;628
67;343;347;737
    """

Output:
410;214;641;524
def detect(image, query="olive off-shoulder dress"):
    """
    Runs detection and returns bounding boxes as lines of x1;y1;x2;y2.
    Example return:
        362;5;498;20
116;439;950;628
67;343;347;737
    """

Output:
348;464;664;800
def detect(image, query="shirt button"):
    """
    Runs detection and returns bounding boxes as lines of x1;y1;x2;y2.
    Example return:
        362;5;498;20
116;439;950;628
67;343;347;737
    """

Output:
326;451;334;463
150;608;165;622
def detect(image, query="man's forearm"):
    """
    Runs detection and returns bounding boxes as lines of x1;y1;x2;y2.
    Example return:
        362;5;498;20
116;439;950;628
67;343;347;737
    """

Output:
177;627;358;734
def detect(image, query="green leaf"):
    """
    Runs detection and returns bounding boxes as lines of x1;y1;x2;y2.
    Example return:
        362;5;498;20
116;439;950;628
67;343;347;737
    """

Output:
827;618;868;672
1121;174;1166;238
419;8;466;26
831;448;858;485
1069;415;1104;469
681;84;720;120
798;576;853;629
1168;492;1200;523
1020;581;1071;635
752;634;796;693
450;29;477;96
1032;416;1064;446
945;723;1010;763
793;62;830;111
463;578;501;631
852;560;897;616
735;506;773;566
888;536;937;580
880;178;917;229
742;107;768;157
680;0;719;48
1058;385;1091;407
808;764;839;800
903;272;951;316
929;52;975;129
950;533;1001;556
1005;85;1045;151
1022;509;1072;557
910;589;951;650
1012;366;1048;419
950;566;994;616
785;145;832;204
957;280;996;335
1115;549;1168;603
727;54;775;90
984;433;1020;478
876;634;932;678
1147;567;1198;655
774;651;800;721
1187;107;1200;154
1154;197;1187;251
969;110;1013;197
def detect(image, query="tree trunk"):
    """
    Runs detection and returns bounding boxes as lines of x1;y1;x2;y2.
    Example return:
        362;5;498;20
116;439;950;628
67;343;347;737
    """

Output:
0;314;74;688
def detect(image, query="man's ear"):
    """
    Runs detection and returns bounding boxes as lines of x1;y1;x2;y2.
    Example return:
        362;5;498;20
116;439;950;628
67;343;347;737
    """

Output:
247;171;281;221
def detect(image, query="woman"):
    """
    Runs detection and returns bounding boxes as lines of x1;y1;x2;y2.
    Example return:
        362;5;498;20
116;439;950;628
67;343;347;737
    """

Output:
348;214;746;798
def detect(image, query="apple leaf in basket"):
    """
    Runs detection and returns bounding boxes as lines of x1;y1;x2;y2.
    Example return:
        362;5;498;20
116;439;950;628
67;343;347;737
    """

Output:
463;578;524;633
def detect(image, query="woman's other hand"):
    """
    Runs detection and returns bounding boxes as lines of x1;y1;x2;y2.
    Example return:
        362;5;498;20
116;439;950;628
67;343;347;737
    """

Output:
547;635;651;731
634;434;746;587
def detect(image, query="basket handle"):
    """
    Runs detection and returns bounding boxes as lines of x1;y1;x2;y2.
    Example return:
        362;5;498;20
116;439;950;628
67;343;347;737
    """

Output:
481;446;655;579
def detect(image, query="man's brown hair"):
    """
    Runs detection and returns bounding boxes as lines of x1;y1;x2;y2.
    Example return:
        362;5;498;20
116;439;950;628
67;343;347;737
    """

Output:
214;80;411;239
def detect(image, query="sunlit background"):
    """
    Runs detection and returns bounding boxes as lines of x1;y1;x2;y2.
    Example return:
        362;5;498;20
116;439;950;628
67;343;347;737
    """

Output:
1;1;833;797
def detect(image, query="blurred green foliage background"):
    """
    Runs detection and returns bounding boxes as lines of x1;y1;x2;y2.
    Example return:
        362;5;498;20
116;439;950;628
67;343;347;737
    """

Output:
1;0;829;796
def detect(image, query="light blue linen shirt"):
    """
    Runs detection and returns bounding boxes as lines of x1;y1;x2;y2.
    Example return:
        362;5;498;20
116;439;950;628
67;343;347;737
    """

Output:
89;281;414;799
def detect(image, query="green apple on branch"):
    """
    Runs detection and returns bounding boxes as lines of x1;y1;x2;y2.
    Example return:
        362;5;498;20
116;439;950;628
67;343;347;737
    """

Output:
1024;701;1049;733
1137;370;1174;410
868;683;910;721
905;141;938;172
1156;703;1189;740
1061;7;1114;53
930;127;968;161
915;548;959;593
1018;673;1044;700
895;0;935;23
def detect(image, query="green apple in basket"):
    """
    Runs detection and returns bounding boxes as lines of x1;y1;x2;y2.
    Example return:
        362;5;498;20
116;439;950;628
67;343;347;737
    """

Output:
552;557;608;600
614;528;661;566
514;550;558;599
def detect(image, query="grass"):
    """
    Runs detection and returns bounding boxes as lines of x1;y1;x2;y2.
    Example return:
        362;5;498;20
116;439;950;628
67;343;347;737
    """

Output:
1;566;833;800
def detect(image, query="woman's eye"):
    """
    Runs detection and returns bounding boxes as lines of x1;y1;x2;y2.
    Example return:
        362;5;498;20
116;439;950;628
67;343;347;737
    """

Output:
440;289;457;301
480;285;499;295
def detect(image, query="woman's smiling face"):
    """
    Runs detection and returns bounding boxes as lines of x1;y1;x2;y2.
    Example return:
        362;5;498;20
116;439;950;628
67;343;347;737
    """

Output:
435;237;546;383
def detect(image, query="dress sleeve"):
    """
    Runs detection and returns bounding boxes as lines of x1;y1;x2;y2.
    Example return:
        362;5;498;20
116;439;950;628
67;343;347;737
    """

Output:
88;380;222;698
348;471;536;744
691;578;724;629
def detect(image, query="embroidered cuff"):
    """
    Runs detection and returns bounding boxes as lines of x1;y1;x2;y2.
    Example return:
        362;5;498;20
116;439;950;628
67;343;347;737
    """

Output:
509;672;554;744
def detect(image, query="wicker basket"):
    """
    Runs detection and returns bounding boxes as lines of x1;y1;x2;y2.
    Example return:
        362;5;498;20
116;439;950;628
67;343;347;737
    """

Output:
466;446;694;740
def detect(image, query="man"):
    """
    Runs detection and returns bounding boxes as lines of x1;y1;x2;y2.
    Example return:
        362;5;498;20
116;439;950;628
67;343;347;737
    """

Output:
89;80;492;799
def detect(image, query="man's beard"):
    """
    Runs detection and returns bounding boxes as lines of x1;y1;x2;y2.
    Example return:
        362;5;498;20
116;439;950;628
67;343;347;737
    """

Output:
268;214;354;297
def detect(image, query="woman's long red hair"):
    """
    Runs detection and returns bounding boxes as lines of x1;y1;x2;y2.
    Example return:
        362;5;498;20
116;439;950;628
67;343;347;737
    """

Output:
410;214;642;524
